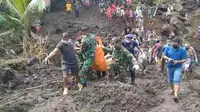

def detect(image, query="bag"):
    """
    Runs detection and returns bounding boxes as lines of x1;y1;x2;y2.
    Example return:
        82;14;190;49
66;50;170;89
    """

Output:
92;37;108;72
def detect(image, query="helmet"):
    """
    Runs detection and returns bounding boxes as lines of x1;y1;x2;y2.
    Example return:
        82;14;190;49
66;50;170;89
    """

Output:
126;34;133;39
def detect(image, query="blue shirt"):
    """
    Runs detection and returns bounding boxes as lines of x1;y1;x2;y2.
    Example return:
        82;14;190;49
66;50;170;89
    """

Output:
122;40;138;55
164;46;187;68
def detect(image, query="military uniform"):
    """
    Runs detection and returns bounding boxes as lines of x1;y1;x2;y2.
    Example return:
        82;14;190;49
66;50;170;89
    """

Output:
109;46;137;82
79;33;96;78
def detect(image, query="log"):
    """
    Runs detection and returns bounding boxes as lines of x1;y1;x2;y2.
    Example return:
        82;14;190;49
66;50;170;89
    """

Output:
0;57;28;68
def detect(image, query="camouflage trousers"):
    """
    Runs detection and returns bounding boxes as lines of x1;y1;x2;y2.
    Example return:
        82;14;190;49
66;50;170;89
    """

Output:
108;63;133;82
79;58;94;78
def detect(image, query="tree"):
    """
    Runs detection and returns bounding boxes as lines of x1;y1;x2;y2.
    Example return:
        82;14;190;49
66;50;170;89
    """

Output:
0;0;47;39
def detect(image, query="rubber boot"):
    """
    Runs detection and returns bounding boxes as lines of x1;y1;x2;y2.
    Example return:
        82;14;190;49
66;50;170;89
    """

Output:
80;77;87;87
97;71;102;79
102;72;106;78
130;70;136;85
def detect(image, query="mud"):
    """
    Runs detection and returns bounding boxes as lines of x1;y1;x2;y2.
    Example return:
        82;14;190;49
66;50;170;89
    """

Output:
1;4;200;112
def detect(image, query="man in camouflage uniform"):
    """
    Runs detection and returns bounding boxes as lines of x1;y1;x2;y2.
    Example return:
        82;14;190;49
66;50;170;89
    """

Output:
79;27;96;87
108;38;138;85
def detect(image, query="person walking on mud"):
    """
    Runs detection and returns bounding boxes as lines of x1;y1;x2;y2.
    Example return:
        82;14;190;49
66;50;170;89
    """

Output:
79;27;96;87
163;37;187;102
43;33;83;95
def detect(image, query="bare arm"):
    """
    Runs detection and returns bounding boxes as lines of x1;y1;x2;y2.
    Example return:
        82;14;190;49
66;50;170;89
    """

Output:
46;48;60;60
163;55;172;61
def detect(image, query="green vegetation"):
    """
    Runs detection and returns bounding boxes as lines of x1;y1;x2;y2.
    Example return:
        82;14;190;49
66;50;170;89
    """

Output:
0;0;48;59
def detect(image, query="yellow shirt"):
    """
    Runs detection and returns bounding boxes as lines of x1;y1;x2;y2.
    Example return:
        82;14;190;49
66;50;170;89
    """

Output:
66;3;72;11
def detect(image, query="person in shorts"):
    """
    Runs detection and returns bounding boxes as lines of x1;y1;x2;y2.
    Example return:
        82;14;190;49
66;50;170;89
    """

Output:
163;37;187;102
43;33;83;95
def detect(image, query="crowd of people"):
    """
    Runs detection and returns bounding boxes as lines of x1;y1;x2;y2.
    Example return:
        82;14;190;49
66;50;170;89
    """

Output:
42;0;199;103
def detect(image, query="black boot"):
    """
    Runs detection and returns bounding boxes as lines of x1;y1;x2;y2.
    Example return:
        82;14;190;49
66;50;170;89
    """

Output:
97;71;102;79
130;70;136;85
102;72;106;78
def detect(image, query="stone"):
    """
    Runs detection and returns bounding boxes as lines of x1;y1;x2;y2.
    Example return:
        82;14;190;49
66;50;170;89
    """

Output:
172;3;183;12
184;21;191;26
158;4;168;12
0;68;15;84
164;11;180;17
170;16;183;26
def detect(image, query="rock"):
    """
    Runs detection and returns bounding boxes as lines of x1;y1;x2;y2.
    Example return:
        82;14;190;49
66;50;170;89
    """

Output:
156;10;163;15
170;16;183;26
175;24;188;33
0;68;15;84
164;11;180;17
174;0;181;3
158;4;168;12
184;20;191;26
162;24;176;31
169;16;188;33
172;3;183;12
161;24;176;37
161;13;169;21
176;14;187;22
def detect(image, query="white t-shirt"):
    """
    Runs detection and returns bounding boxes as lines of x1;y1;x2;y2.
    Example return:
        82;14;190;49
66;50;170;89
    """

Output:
120;9;125;16
116;7;121;14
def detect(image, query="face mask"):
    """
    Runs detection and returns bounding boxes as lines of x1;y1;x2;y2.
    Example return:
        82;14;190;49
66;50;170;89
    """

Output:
125;39;131;43
172;44;179;49
167;42;171;46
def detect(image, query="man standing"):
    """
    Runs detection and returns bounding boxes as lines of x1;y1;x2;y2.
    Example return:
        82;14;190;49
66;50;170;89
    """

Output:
43;33;82;95
163;37;187;102
79;27;96;87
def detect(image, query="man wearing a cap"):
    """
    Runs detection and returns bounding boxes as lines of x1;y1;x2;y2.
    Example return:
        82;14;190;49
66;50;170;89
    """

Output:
122;34;142;58
43;32;82;95
163;37;187;102
79;27;96;87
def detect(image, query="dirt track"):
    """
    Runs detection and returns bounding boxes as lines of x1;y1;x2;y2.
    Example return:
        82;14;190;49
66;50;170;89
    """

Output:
1;5;200;112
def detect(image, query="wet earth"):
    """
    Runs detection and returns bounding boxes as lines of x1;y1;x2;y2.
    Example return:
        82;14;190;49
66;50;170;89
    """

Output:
1;5;200;112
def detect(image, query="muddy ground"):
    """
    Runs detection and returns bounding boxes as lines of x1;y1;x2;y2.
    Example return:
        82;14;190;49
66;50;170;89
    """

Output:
1;6;200;112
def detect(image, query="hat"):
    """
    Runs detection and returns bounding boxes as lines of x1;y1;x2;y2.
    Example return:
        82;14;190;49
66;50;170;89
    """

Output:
126;34;133;39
